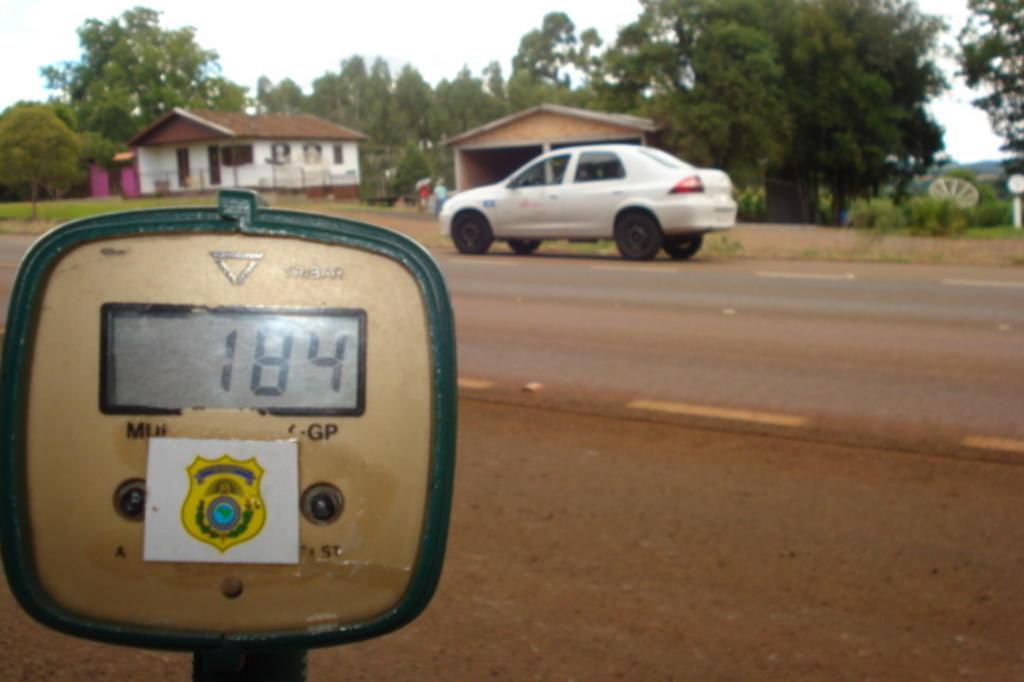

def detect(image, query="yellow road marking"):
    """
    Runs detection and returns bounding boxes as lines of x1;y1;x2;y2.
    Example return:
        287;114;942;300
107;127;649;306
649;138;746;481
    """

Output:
962;436;1024;454
756;271;855;281
0;261;21;269
628;399;808;428
451;259;518;267
458;378;495;390
591;265;678;273
943;279;1024;289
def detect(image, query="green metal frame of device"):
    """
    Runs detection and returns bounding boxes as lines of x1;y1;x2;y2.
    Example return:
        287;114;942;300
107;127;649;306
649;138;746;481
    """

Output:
0;190;457;654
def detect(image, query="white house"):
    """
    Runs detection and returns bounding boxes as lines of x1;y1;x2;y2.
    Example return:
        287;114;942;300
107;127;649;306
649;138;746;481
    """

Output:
128;108;367;198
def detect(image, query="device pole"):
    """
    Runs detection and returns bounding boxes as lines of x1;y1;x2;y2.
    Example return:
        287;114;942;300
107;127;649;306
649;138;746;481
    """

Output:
1014;196;1021;230
193;649;307;682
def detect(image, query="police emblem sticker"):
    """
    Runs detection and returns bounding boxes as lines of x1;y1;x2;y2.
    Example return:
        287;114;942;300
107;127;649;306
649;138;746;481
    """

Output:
143;438;299;564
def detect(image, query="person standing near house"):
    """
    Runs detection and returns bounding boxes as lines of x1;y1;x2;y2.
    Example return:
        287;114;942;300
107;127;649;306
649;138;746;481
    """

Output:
418;181;432;212
433;181;447;217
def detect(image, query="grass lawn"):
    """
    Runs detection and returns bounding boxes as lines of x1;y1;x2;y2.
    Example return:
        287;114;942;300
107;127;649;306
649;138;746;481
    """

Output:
964;226;1024;239
0;195;423;233
0;196;216;222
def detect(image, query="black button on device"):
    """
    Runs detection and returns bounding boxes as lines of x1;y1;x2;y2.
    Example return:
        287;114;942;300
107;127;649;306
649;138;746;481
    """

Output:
301;483;344;525
311;495;336;521
114;479;147;520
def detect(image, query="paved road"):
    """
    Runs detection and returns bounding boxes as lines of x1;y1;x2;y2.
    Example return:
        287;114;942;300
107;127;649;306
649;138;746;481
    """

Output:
441;252;1024;455
1;234;1022;454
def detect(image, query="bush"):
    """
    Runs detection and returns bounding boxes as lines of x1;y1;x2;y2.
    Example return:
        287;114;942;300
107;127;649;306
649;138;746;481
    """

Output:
818;190;834;225
850;198;907;232
906;197;968;236
967;200;1011;228
735;186;766;222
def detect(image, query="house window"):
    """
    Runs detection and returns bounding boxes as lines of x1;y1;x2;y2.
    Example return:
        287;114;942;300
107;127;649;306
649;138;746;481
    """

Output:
333;144;344;165
304;143;322;164
271;143;291;164
221;145;253;167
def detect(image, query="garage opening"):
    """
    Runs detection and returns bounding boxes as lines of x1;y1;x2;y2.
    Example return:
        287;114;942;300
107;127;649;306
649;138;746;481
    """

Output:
458;146;542;189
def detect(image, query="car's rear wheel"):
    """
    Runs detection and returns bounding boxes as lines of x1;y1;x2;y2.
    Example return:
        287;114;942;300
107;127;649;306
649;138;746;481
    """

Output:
452;212;494;255
663;234;704;260
614;212;663;261
508;239;542;255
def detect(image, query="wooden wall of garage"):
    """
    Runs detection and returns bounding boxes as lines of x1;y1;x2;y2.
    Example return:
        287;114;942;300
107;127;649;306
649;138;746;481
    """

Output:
459;112;641;147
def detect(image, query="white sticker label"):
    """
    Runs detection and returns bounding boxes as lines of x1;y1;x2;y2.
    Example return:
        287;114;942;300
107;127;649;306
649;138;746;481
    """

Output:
143;438;299;564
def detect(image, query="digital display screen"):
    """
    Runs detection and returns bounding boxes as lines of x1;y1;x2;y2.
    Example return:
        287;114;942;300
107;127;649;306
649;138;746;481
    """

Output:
101;304;366;415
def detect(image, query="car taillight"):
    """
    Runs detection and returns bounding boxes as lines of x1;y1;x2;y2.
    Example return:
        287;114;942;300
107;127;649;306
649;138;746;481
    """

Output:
669;176;704;194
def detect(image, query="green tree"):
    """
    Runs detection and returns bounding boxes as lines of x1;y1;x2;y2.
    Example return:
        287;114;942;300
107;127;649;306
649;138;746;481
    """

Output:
960;0;1024;172
256;77;307;114
309;56;369;129
364;58;400;146
513;12;580;87
433;67;507;140
601;0;945;222
483;61;506;100
597;0;790;180
0;105;82;218
393;142;430;196
394;65;436;145
779;0;945;221
42;7;246;145
509;13;602;110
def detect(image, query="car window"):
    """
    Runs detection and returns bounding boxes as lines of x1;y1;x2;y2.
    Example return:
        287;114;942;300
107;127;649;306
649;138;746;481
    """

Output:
637;147;690;170
511;155;570;187
574;152;626;182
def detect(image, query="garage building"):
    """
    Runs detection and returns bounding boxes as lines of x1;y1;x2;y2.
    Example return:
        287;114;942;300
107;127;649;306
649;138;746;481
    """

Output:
445;104;659;192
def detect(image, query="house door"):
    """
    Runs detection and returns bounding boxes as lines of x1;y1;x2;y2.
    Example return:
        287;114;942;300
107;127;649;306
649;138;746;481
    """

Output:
176;148;190;188
208;146;221;185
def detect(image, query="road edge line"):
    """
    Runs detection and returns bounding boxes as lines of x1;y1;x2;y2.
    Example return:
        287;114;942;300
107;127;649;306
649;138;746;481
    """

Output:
962;436;1024;454
627;399;808;428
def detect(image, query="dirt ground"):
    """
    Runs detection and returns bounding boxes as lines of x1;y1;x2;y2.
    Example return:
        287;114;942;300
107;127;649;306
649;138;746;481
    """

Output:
3;399;1024;680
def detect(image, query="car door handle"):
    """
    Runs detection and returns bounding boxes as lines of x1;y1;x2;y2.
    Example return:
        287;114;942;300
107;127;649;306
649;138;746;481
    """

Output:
548;194;559;199
611;190;624;196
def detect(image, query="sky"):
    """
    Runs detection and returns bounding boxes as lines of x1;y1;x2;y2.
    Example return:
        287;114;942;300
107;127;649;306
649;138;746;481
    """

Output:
0;0;1008;164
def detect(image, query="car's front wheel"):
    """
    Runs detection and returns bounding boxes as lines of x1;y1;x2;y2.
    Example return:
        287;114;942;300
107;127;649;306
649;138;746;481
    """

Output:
614;212;663;261
452;212;494;255
663;234;704;260
508;239;542;255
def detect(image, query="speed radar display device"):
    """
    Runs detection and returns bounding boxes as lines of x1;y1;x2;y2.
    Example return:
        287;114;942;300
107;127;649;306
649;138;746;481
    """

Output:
0;191;456;656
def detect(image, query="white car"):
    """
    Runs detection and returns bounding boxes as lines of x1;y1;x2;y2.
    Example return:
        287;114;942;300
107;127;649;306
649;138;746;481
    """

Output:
439;144;737;260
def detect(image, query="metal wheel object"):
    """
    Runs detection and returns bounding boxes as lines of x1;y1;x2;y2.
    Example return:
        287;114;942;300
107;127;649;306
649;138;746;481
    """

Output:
614;213;663;261
451;213;494;255
508;239;542;255
928;177;980;208
663;234;704;260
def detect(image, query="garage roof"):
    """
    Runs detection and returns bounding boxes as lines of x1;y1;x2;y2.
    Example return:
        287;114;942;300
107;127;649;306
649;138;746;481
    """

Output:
444;104;659;147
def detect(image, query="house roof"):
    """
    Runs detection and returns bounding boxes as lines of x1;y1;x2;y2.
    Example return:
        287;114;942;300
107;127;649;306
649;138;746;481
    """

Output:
128;108;368;146
444;103;660;147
